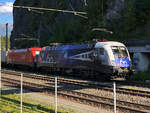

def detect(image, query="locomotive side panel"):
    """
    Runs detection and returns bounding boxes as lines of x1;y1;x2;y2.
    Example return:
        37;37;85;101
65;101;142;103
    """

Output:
7;50;15;64
7;47;41;67
8;49;27;65
38;44;95;71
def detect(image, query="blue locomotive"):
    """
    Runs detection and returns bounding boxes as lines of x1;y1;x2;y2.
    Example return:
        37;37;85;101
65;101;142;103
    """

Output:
37;41;133;79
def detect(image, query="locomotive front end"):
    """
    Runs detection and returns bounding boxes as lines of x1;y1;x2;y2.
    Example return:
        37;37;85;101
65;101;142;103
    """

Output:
110;45;133;77
94;41;133;78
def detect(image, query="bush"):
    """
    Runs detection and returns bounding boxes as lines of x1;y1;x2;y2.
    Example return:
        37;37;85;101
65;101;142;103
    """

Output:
128;70;150;81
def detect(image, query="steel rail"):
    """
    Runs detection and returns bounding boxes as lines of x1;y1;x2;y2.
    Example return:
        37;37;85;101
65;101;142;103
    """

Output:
2;77;150;113
2;70;150;98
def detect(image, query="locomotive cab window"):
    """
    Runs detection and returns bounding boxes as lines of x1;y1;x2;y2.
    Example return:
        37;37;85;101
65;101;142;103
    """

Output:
111;46;128;58
120;47;128;58
94;48;98;56
94;48;105;56
99;48;104;55
35;51;40;55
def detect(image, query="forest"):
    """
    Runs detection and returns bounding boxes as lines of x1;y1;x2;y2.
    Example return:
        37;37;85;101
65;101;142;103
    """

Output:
11;0;150;48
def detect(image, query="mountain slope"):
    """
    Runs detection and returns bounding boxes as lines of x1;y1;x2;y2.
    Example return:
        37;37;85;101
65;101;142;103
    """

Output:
11;0;150;48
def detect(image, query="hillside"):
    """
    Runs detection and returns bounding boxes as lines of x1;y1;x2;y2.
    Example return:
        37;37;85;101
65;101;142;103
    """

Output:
11;0;150;48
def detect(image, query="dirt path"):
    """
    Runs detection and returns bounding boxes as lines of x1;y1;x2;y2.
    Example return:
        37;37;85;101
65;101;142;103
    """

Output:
24;92;113;113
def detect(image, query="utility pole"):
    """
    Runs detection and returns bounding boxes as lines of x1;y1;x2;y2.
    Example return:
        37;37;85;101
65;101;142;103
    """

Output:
113;82;116;113
6;23;8;51
55;77;57;113
20;73;23;113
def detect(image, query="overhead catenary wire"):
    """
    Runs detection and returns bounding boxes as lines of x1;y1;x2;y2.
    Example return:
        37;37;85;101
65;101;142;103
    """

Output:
13;5;87;15
28;9;44;14
0;3;87;15
69;1;88;19
74;13;88;19
0;4;87;18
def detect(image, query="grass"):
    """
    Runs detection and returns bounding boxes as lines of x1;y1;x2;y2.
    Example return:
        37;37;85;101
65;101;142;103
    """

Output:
128;70;150;81
0;93;69;113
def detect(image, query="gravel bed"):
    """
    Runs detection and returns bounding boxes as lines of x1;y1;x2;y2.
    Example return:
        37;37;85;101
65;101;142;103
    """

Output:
73;88;150;106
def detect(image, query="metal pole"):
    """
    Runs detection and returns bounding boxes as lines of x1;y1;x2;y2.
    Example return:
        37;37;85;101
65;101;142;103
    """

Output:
6;23;8;51
113;82;116;113
55;77;57;113
21;73;23;113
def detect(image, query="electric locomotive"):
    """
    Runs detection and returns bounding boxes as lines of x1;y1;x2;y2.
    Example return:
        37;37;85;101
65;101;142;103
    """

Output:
38;41;133;79
7;47;41;68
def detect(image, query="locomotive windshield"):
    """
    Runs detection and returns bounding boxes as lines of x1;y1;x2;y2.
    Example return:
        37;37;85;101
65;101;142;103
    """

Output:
35;51;40;55
111;46;128;58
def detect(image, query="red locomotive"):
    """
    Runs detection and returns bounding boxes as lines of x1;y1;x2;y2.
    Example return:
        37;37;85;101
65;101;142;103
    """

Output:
7;47;41;68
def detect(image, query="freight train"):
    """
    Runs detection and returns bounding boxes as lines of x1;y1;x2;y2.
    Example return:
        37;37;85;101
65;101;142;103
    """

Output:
1;41;133;79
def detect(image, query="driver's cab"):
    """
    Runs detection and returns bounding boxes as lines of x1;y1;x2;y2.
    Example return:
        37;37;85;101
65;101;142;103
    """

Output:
94;41;131;67
111;45;130;68
94;44;109;65
94;41;132;75
111;46;129;59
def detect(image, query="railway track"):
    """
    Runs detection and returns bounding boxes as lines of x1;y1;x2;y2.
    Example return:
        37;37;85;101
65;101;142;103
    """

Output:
2;76;150;113
2;69;150;98
114;80;150;88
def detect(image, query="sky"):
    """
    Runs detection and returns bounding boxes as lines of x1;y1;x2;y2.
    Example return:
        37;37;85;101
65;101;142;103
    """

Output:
0;0;15;24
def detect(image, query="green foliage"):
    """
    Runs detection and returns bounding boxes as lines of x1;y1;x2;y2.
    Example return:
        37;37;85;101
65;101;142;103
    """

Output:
43;0;109;45
15;40;38;48
14;0;150;48
135;0;150;25
51;17;83;43
1;94;69;113
1;36;10;50
128;70;150;81
108;0;150;41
